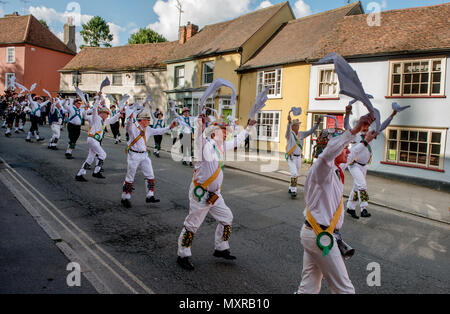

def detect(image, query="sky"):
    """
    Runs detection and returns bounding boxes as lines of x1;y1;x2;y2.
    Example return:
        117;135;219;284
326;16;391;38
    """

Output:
1;0;447;49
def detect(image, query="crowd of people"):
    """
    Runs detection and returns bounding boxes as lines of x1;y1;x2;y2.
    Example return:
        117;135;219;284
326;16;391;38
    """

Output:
0;53;409;293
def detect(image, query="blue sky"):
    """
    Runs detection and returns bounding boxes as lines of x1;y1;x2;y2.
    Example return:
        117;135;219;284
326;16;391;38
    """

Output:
2;0;447;48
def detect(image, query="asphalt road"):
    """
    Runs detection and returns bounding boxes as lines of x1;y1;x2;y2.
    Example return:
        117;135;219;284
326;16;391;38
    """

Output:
0;125;449;294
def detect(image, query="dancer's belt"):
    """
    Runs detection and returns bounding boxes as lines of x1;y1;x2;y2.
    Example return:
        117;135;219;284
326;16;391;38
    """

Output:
350;161;367;167
305;221;338;234
130;149;146;154
293;154;301;157
306;198;343;257
193;165;221;202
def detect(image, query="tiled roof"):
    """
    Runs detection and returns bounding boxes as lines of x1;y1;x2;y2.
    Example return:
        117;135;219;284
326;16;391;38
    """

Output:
238;2;363;71
315;3;450;59
61;41;179;72
166;2;290;62
0;14;76;55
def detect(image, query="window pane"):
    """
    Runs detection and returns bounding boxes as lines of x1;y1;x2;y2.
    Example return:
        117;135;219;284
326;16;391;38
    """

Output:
409;131;418;141
418;132;428;142
429;156;440;167
388;140;397;150
403;84;411;94
392;85;400;94
410;142;418;152
408;153;417;163
420;84;428;94
418;143;427;153
411;84;419;94
431;132;441;143
404;74;412;83
412;74;420;83
393;63;401;74
433;60;441;71
432;84;441;94
421;73;429;83
393;75;401;84
400;141;408;151
400;131;408;140
400;152;408;162
418;154;427;165
432;72;441;83
404;63;412;73
431;144;441;155
389;130;397;140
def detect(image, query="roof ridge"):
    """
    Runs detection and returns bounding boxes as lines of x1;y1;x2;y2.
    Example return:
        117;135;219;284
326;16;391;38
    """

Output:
23;15;32;42
200;2;287;30
341;1;449;20
287;1;361;25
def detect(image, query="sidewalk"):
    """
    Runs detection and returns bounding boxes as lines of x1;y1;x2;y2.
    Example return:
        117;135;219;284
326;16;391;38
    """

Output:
97;126;450;224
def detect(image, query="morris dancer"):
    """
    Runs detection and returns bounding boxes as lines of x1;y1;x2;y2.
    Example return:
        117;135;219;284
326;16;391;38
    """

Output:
75;93;123;181
120;109;177;208
26;93;49;142
286;113;321;198
63;98;86;159
176;115;257;271
297;113;376;294
173;107;195;167
47;98;64;150
151;110;166;157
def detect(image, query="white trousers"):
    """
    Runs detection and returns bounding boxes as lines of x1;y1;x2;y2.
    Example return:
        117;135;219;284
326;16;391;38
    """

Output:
297;226;355;294
121;152;155;200
177;183;233;257
181;133;192;162
77;138;106;176
347;164;369;212
287;156;302;192
49;123;61;147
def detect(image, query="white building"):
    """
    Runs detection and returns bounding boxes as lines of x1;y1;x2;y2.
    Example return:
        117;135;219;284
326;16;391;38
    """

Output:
305;3;450;186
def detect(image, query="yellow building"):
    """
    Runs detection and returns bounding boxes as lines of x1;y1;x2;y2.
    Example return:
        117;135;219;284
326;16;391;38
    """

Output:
164;2;295;120
237;2;364;155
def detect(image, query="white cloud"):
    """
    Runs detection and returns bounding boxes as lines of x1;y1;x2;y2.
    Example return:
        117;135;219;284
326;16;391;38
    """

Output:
293;0;312;18
257;1;273;10
28;6;125;48
148;0;254;41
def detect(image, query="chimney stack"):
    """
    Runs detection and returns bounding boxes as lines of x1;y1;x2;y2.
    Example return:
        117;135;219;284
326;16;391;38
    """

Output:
186;22;199;41
5;12;20;17
64;17;77;53
179;22;198;44
179;25;187;44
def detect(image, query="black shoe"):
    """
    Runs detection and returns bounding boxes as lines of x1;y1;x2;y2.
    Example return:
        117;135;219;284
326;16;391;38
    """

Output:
75;175;87;182
361;209;372;218
92;172;106;179
65;153;74;160
347;209;359;219
25;138;31;142
290;191;297;198
19;129;25;133
51;146;58;150
146;196;160;203
189;162;193;167
5;133;11;137
121;199;132;208
37;137;44;142
14;130;19;134
213;249;237;260
177;257;195;271
182;161;187;166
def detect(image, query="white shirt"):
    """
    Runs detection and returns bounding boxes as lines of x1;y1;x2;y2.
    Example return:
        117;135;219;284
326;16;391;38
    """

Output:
84;100;120;140
63;101;85;126
350;133;372;165
28;95;49;118
285;122;319;156
194;123;250;193
127;121;170;152
303;131;365;230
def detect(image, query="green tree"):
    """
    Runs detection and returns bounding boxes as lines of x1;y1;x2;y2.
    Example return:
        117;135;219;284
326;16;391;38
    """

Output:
80;16;113;48
128;28;167;44
39;19;49;29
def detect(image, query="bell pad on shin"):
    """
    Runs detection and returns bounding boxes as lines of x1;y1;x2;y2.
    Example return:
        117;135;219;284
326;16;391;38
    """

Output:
181;229;194;248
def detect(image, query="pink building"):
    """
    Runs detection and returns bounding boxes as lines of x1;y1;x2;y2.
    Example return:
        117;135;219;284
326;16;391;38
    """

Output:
0;13;76;96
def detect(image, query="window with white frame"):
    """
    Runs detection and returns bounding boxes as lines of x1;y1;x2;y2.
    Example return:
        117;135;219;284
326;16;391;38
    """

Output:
7;47;15;63
389;58;446;96
135;72;146;86
175;66;185;88
256;111;281;141
5;73;15;90
318;68;339;97
385;126;446;170
257;68;282;98
112;74;122;86
202;61;214;85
